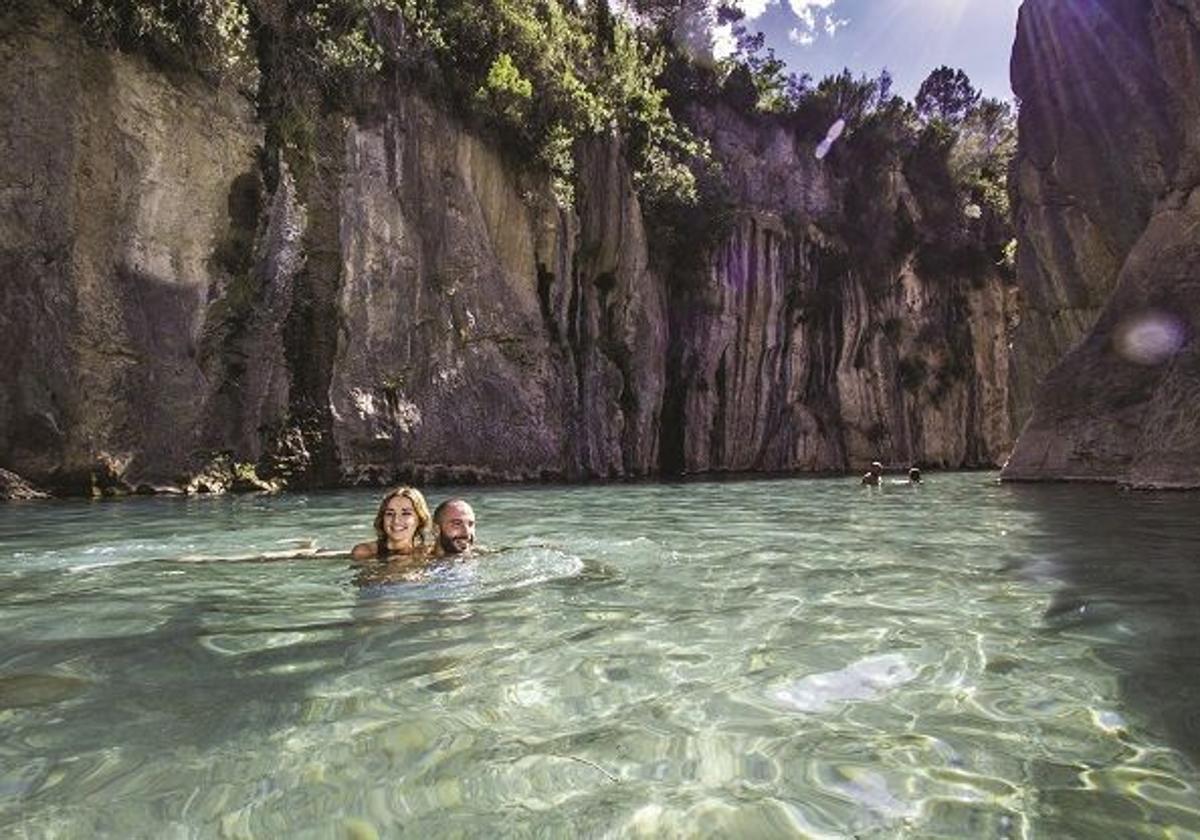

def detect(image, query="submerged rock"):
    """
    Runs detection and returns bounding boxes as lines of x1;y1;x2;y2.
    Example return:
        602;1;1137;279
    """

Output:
772;653;917;713
0;673;89;708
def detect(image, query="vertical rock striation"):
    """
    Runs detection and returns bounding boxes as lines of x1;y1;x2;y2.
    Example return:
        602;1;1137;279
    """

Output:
326;103;664;484
1003;0;1200;487
0;4;1018;494
663;104;1016;475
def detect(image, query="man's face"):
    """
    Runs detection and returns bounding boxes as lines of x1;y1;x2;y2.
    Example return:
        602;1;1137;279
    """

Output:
437;502;476;555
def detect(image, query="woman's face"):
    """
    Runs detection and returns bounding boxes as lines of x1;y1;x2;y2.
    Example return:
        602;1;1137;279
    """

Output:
381;495;419;549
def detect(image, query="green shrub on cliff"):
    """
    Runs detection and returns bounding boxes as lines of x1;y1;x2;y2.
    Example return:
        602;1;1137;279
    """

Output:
60;0;706;207
399;0;706;203
59;0;1015;271
952;97;1017;219
915;66;980;125
64;0;255;83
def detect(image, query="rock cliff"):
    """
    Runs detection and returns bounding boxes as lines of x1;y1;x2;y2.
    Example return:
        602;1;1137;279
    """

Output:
0;4;1016;495
1003;0;1200;487
0;7;264;494
662;104;1015;474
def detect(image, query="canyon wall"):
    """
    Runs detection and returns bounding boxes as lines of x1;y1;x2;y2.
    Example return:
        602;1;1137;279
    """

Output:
663;104;1014;475
1003;0;1200;487
0;5;1015;495
0;8;264;493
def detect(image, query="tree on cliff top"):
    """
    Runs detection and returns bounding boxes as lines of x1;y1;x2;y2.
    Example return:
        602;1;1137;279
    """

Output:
61;0;710;208
915;65;981;125
59;0;1016;259
64;0;256;84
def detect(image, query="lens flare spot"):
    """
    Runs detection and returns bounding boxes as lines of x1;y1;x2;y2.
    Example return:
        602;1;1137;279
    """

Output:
1114;310;1187;366
814;118;846;160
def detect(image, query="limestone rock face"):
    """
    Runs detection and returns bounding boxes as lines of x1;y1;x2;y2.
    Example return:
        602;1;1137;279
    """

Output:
567;136;667;477
1003;0;1200;487
0;4;1016;493
663;104;1016;474
327;102;663;483
0;8;266;492
329;101;568;483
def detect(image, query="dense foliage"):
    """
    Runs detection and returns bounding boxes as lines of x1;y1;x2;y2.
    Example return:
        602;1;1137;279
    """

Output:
60;1;1014;271
62;0;710;204
704;41;1016;272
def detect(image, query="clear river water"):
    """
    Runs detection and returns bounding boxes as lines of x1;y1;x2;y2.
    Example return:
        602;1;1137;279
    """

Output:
2;473;1200;838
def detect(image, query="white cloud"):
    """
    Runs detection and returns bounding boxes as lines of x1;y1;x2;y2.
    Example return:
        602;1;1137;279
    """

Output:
788;27;815;46
787;0;836;15
714;0;777;59
678;0;846;61
712;23;737;59
824;15;848;37
785;0;847;48
735;0;776;20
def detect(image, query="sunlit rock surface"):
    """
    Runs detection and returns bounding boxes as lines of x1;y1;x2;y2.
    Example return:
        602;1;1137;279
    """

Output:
0;468;48;500
1003;0;1200;487
0;3;1016;493
328;103;663;482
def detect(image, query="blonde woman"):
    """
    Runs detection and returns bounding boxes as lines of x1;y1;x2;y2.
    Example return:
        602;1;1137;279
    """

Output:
351;486;432;561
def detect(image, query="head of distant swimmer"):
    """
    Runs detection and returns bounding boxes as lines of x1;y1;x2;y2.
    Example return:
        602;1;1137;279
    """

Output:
908;467;922;482
373;487;432;554
434;498;476;555
870;461;883;476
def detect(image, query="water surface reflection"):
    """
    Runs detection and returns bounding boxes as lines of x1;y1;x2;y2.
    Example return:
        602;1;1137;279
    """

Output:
1002;484;1200;765
1;477;1199;836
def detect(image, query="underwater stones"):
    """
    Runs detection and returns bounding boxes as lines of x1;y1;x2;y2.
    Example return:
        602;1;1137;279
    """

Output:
0;673;88;708
341;819;380;840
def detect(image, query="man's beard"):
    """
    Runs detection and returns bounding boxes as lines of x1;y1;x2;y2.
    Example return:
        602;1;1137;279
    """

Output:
439;532;470;555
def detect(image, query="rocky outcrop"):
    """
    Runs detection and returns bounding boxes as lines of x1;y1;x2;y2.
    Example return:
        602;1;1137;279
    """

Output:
1003;0;1200;487
0;5;665;491
327;102;664;483
0;4;1017;494
663;105;1016;474
0;7;269;493
0;468;48;500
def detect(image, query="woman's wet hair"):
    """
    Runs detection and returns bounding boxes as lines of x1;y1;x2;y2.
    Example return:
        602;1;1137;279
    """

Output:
373;486;432;556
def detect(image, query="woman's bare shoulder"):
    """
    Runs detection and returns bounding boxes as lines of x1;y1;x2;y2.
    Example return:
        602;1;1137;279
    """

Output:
350;542;378;562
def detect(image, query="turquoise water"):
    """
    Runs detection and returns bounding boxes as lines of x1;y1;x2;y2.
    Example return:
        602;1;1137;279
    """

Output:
2;473;1200;837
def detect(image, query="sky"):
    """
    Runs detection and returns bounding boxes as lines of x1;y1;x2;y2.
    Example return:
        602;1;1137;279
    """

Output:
711;0;1024;101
